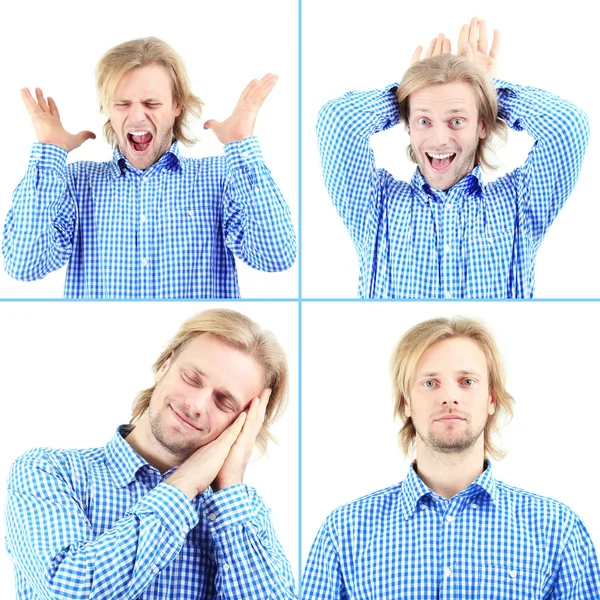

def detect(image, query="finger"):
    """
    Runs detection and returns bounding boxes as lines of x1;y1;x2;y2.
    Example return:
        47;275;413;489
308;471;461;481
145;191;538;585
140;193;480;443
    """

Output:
423;37;436;59
245;74;278;104
217;412;247;448
47;97;61;119
20;88;41;116
203;119;220;131
489;29;500;60
468;17;479;48
410;45;423;64
75;130;96;146
478;19;488;54
35;88;50;113
238;79;259;103
442;38;451;55
432;33;445;56
458;24;469;55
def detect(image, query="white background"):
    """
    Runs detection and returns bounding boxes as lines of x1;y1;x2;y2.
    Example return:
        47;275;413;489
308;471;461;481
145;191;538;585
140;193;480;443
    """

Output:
0;0;298;299
302;0;599;298
0;302;299;596
301;301;600;565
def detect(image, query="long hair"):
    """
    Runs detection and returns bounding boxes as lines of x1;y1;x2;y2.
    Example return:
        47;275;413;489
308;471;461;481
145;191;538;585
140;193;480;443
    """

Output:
131;309;288;455
390;316;514;459
95;37;203;147
396;54;508;170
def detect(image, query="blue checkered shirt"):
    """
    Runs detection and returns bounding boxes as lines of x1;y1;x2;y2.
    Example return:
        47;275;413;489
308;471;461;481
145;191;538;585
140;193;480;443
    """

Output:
317;80;590;298
2;138;296;298
5;426;297;599
301;462;600;599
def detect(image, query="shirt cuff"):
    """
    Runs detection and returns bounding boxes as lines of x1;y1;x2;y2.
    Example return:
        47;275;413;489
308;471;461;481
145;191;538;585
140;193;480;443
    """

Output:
131;482;199;538
200;484;259;532
224;136;264;169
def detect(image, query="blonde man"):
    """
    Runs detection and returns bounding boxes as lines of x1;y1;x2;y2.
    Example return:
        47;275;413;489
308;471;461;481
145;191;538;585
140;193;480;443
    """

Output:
317;18;589;299
3;37;296;298
302;316;600;599
6;309;297;598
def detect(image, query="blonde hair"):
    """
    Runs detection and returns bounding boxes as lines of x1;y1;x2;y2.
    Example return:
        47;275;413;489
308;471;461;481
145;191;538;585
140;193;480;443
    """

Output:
130;309;289;454
396;54;508;170
390;316;514;459
95;37;203;147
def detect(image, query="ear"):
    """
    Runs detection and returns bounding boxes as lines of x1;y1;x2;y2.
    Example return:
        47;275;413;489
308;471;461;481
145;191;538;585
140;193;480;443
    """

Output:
403;395;412;417
488;390;496;416
173;101;182;118
478;120;486;140
154;356;172;383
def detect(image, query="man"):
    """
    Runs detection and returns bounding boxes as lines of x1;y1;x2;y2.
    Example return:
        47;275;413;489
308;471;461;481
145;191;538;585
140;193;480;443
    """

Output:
5;308;297;598
317;18;589;298
302;316;600;598
3;37;296;298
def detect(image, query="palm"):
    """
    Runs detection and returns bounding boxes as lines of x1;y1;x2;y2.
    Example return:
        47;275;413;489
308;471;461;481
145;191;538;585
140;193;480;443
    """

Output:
458;18;500;79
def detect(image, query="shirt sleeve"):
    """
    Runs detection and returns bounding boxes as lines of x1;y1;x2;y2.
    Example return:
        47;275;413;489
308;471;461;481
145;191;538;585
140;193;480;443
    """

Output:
301;517;347;600
548;516;600;599
200;484;297;599
316;85;400;255
493;79;590;247
5;450;199;600
2;143;77;281
221;137;297;272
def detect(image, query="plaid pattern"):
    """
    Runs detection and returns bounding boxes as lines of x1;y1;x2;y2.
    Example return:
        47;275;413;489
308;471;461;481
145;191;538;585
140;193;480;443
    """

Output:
301;462;600;599
3;138;296;298
5;427;297;599
317;80;590;298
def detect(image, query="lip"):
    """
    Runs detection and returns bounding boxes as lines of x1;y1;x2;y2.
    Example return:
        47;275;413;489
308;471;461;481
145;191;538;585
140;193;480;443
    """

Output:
170;405;200;430
126;130;154;157
425;152;457;173
435;415;466;422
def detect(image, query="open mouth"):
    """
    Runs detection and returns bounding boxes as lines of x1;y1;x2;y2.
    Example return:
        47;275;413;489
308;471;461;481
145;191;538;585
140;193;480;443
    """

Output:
426;152;456;172
127;130;154;153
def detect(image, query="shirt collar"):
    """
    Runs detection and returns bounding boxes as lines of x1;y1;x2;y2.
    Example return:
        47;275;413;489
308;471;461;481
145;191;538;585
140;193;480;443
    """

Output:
109;140;184;178
410;164;484;203
400;459;499;519
104;425;150;488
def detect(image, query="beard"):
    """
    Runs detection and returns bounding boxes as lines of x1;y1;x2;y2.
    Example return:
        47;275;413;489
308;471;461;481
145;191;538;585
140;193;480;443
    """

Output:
418;420;486;455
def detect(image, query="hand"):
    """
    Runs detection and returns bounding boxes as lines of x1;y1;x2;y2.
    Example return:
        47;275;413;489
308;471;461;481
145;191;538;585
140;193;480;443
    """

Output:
411;33;451;64
458;17;500;79
212;388;271;492
21;88;96;152
203;74;278;145
165;412;247;500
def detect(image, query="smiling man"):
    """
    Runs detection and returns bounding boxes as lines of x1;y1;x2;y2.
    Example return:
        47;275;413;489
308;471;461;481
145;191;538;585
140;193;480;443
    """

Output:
317;18;589;298
302;316;600;599
3;37;296;298
5;308;297;599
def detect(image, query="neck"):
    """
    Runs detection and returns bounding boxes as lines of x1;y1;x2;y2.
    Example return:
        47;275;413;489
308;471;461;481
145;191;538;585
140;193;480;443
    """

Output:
124;414;179;473
413;439;486;499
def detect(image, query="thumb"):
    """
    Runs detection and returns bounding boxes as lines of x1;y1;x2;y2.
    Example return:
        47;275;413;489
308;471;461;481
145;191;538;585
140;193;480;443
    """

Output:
76;130;96;146
203;119;220;131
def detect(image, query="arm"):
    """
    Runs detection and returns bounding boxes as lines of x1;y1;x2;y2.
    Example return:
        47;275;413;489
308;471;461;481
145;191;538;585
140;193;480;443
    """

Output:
548;517;600;598
301;519;347;600
316;84;399;254
221;137;297;272
5;450;198;600
203;485;297;599
494;78;589;244
2;143;76;280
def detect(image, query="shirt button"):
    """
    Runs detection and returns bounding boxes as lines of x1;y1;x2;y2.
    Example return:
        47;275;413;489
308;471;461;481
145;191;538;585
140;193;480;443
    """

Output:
488;237;494;244
471;503;478;509
241;151;250;159
223;562;230;571
509;570;517;579
444;291;451;299
444;244;451;253
446;515;455;523
208;513;217;522
140;214;147;223
444;567;452;577
188;210;194;217
141;258;148;267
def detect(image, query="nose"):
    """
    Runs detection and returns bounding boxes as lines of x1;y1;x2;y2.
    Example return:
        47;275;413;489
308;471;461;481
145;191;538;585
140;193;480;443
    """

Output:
430;123;451;148
128;102;148;125
184;387;212;418
441;383;460;406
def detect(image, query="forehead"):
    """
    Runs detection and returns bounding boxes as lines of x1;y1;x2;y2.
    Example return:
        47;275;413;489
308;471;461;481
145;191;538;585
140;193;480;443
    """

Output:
113;64;173;99
409;81;478;115
415;337;488;374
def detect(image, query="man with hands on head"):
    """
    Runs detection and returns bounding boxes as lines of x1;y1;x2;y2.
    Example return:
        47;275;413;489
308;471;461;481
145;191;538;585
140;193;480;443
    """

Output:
3;37;296;298
302;316;600;599
317;18;589;299
5;309;297;599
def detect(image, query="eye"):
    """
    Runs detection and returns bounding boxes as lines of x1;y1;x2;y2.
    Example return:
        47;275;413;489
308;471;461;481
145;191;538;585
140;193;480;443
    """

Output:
423;380;437;388
451;118;464;126
214;396;234;413
462;378;475;387
115;103;130;108
181;371;201;387
144;103;161;108
417;117;429;126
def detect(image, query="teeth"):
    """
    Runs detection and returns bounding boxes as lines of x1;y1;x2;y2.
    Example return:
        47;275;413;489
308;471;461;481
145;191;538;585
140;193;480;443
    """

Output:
427;152;455;159
130;131;150;136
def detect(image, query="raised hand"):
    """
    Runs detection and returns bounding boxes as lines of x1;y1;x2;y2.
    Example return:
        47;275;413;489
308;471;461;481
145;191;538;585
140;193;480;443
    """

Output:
203;74;278;145
21;88;96;152
411;33;451;64
164;412;247;500
212;388;271;492
458;17;500;78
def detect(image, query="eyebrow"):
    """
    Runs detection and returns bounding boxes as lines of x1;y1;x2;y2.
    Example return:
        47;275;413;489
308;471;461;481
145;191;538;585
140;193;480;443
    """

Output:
413;108;470;115
112;97;163;103
418;369;481;377
186;366;243;410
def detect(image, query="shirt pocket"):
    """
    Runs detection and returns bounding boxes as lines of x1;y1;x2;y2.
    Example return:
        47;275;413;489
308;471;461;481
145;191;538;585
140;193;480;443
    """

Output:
476;565;544;599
